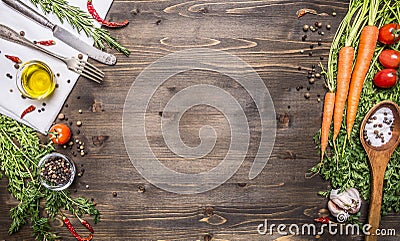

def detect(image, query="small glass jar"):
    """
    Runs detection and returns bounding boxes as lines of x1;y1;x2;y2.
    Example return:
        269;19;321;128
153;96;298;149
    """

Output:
16;60;56;100
37;153;75;191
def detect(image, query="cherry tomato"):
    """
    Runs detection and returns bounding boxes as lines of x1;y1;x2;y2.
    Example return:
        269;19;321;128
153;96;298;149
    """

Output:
49;124;71;145
379;49;400;69
373;69;398;88
378;23;400;45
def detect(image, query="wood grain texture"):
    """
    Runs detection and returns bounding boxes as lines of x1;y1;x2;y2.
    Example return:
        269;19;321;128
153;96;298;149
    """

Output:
1;0;400;240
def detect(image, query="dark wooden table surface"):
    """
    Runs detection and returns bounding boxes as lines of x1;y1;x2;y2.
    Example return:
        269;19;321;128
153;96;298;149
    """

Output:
1;0;400;240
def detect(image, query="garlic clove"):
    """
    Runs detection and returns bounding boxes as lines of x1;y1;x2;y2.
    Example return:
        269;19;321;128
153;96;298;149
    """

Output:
327;200;341;217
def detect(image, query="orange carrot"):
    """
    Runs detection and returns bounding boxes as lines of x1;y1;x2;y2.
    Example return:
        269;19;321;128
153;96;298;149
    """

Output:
346;25;379;137
333;46;355;141
321;92;335;159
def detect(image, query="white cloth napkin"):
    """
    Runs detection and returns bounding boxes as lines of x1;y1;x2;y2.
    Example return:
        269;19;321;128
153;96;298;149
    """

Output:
0;0;113;134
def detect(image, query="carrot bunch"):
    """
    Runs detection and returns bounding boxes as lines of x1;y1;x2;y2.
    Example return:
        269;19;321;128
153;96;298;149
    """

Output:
319;0;381;161
319;0;367;160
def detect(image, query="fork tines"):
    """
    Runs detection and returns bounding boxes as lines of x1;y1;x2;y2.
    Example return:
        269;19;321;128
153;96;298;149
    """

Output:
77;59;105;84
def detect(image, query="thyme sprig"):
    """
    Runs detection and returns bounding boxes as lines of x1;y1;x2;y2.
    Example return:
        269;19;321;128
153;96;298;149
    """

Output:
0;114;99;240
29;0;130;56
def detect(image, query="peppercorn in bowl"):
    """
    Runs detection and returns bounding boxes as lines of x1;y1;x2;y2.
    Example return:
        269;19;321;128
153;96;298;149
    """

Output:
37;153;75;191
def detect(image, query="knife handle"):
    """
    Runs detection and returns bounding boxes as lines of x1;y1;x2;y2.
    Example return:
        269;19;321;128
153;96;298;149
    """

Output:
2;0;55;30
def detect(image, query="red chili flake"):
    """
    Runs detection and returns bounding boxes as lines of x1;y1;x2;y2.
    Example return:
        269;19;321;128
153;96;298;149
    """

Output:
87;0;129;28
5;55;22;64
37;40;56;46
314;217;331;224
20;105;36;119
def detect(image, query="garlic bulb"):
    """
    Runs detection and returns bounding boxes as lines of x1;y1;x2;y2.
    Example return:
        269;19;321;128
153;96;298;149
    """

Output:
328;188;362;222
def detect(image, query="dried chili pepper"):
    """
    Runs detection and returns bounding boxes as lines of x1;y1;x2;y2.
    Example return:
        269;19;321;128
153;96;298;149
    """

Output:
87;0;129;28
36;40;56;46
5;54;22;64
80;233;94;241
63;216;82;240
314;217;331;224
63;216;94;241
76;215;94;233
20;105;36;119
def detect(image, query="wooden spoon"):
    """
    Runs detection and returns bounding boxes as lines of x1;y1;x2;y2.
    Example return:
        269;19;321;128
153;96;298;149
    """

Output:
360;100;400;241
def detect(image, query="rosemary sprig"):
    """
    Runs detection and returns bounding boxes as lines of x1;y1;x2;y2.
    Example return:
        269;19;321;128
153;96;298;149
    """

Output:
29;0;130;56
0;114;100;240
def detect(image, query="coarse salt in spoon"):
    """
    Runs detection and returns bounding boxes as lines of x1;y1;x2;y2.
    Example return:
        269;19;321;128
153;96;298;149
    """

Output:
360;100;400;241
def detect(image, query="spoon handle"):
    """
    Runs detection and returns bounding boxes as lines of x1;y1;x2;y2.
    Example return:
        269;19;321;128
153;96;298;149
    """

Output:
365;159;388;241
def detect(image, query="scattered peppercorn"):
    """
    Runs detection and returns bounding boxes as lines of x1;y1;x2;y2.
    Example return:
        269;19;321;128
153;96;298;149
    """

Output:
332;11;337;16
77;121;82;127
78;53;83;59
112;192;118;197
19;31;25;36
304;93;311;99
303;24;309;31
309;78;315;84
326;24;331;30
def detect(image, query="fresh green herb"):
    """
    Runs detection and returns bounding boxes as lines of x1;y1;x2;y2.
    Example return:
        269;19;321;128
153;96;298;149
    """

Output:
312;0;400;220
29;0;130;56
0;114;99;240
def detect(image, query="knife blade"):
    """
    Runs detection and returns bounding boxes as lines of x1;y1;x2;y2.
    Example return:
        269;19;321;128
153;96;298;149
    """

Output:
2;0;116;65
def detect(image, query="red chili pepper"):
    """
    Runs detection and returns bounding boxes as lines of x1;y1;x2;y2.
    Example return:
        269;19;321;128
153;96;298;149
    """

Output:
80;233;94;241
76;215;94;233
87;0;129;28
63;216;82;240
63;214;95;241
5;54;22;63
20;105;36;119
314;217;331;224
37;40;56;46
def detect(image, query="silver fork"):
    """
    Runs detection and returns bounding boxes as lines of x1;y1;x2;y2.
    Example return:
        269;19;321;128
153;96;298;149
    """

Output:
0;24;104;83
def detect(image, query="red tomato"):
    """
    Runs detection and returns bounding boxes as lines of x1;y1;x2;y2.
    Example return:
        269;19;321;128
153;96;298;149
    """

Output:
379;49;400;69
49;124;71;145
373;69;398;88
378;23;400;45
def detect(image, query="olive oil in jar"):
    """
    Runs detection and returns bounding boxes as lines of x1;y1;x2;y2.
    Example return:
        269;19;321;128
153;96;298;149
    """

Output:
18;61;55;99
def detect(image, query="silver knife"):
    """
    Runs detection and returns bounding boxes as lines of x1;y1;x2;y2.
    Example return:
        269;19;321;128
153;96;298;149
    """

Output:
2;0;116;65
